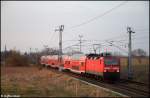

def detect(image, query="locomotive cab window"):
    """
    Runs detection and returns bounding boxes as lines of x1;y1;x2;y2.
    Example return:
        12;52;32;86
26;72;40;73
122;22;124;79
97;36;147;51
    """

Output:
96;57;100;59
92;57;95;60
104;59;118;65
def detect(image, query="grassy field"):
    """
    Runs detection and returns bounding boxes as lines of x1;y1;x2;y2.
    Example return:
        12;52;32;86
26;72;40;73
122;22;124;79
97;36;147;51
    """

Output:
1;56;149;97
120;57;149;84
1;66;121;97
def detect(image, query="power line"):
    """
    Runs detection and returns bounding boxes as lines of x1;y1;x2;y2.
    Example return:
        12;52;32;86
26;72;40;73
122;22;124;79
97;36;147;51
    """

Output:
83;34;128;43
66;1;128;30
134;42;149;45
133;39;149;44
135;30;149;32
57;33;129;51
108;34;149;44
106;34;128;41
62;42;80;50
49;31;57;44
63;40;78;42
62;33;130;54
105;40;128;53
132;35;149;40
134;28;149;31
79;35;83;52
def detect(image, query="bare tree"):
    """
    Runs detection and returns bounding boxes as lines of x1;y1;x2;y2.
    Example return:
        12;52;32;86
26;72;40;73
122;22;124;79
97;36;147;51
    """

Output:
132;48;147;57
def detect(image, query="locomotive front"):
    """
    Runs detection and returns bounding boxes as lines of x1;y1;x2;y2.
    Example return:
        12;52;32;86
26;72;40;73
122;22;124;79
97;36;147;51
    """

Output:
103;57;120;80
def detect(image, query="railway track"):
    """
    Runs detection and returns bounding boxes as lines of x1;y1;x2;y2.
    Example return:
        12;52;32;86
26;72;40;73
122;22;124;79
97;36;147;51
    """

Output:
119;78;149;86
112;82;149;97
44;66;149;97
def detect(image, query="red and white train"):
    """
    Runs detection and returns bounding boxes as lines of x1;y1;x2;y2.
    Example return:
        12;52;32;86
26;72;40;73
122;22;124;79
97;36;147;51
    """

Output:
40;53;120;80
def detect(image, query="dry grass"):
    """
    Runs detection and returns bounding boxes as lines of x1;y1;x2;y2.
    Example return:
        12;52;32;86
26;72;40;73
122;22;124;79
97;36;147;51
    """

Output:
1;66;121;97
120;57;149;84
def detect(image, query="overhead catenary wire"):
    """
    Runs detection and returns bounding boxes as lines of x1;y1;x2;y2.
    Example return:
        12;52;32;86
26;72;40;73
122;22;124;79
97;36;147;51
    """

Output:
50;1;129;51
62;33;129;53
81;34;128;43
49;31;58;44
109;34;149;45
132;34;149;40
47;1;149;55
66;1;128;31
105;40;128;54
61;29;148;54
62;42;80;50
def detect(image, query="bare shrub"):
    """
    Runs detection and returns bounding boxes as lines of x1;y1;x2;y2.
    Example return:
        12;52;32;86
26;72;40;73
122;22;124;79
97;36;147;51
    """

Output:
5;50;29;66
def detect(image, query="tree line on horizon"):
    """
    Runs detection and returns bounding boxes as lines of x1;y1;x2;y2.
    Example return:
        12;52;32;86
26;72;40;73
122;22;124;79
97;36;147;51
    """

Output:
0;47;148;67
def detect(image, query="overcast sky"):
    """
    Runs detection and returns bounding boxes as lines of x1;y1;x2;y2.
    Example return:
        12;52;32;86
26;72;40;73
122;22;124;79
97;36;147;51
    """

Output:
1;1;149;55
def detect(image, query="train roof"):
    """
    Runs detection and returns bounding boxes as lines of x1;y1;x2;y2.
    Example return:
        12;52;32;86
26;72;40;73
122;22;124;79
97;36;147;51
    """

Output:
70;53;86;60
41;52;115;60
86;52;112;57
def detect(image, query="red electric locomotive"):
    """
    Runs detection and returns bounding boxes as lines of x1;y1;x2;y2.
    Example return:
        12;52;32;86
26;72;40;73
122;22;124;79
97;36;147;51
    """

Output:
85;53;120;80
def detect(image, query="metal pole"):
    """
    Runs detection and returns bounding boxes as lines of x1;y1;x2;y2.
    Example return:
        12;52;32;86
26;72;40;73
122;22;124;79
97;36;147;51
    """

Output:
79;35;83;53
93;44;101;54
99;44;101;54
35;48;38;65
60;25;64;65
55;25;64;65
4;44;7;66
127;27;135;79
128;32;132;79
59;26;62;63
93;44;97;54
30;48;31;64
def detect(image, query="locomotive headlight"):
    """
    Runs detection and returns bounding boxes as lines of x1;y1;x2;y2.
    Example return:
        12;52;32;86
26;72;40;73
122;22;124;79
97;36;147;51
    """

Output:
117;69;119;72
104;69;107;72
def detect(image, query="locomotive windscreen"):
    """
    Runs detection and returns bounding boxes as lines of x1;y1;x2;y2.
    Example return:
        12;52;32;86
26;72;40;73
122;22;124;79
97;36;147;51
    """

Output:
86;54;99;57
104;58;118;65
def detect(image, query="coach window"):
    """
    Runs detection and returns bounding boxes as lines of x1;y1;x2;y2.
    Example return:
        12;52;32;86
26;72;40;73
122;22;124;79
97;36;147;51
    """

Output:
68;61;70;64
